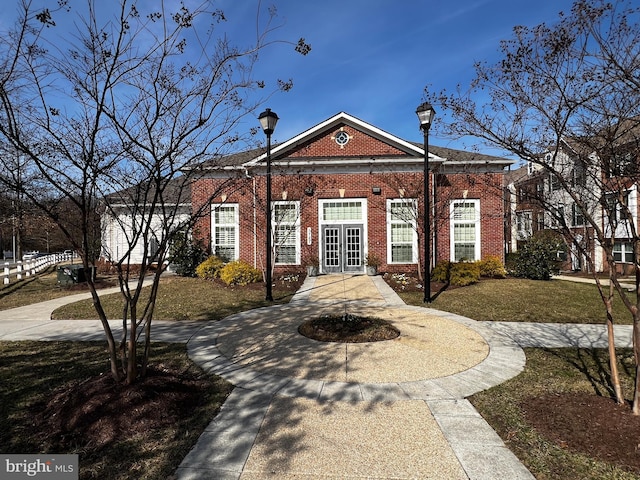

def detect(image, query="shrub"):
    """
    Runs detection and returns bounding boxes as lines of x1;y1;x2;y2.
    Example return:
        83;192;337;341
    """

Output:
431;260;480;286
195;256;225;280
432;260;453;283
168;230;208;277
450;262;480;286
219;260;262;286
364;253;381;268
477;255;507;278
512;231;566;280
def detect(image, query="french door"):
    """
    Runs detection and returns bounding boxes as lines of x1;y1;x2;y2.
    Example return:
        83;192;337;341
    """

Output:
321;224;363;273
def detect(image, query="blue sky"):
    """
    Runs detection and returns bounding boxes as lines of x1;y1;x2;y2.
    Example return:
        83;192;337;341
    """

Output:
8;0;578;157
218;0;577;154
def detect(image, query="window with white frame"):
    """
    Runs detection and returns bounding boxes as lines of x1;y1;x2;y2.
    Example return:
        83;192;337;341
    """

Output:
527;161;535;175
613;241;634;263
451;200;481;261
571;203;585;227
515;211;532;240
211;204;238;261
387;199;417;263
273;201;300;264
605;191;631;223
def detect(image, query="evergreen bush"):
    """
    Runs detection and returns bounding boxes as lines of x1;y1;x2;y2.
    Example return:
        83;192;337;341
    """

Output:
195;255;225;280
219;260;262;285
477;255;507;278
450;262;481;286
431;260;480;286
512;231;565;280
168;230;208;277
432;260;453;283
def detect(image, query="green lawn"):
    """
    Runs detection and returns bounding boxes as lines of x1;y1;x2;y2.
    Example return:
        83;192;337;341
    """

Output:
51;275;301;320
399;277;634;324
471;348;639;480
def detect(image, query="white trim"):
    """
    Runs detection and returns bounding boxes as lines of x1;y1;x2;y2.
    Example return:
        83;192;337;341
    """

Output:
211;203;239;261
317;198;368;272
386;198;418;264
273;200;301;265
450;199;481;261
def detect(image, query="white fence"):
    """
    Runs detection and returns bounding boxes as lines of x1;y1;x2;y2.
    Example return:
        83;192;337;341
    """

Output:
3;253;76;285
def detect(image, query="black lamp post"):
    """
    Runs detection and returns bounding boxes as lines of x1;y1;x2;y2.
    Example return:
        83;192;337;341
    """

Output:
258;108;279;301
416;102;436;303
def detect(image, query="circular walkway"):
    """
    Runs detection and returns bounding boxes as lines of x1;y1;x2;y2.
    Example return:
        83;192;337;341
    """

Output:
187;275;527;402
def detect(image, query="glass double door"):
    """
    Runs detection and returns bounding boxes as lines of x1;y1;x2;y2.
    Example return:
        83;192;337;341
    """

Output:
321;224;363;273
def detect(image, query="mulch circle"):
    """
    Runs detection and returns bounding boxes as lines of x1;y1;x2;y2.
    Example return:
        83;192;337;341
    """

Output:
298;314;400;343
523;392;640;473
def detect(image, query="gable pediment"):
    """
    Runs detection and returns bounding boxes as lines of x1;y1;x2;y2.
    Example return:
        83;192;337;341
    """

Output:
283;123;410;159
245;112;438;171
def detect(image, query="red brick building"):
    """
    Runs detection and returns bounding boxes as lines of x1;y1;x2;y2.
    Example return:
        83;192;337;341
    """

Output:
191;112;513;275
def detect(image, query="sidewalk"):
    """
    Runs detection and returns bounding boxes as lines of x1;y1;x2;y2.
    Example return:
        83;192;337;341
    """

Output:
176;274;535;480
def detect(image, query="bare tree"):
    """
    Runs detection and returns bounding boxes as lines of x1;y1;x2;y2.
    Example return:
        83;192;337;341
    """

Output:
427;0;640;409
0;0;309;384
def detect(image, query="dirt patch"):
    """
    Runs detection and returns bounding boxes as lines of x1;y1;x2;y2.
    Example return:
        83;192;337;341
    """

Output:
299;314;400;343
523;392;640;474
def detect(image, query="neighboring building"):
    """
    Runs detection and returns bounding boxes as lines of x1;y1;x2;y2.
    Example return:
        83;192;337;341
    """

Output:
506;130;640;274
190;112;513;275
101;180;191;265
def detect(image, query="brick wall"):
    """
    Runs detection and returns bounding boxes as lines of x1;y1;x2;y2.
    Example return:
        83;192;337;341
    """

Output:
191;168;507;275
286;125;406;158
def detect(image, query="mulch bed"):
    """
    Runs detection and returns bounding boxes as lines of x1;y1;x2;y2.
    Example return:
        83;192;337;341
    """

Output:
29;365;216;451
298;314;400;343
523;393;640;473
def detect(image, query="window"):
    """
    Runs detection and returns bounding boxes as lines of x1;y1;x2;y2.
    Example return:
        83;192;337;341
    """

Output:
451;200;480;261
550;203;565;228
387;199;417;263
606;151;635;177
527;161;535;175
549;172;562;191
211;204;238;261
273;201;300;264
322;201;362;221
571;203;584;227
605;191;630;223
571;158;587;187
516;211;532;240
613;242;634;263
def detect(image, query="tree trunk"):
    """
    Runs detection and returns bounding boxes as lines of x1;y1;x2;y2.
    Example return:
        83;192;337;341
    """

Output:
633;318;640;414
126;303;138;385
606;309;624;404
89;287;122;382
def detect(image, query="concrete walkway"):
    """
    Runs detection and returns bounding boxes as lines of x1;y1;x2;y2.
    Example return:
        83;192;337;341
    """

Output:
176;275;534;480
0;274;631;479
